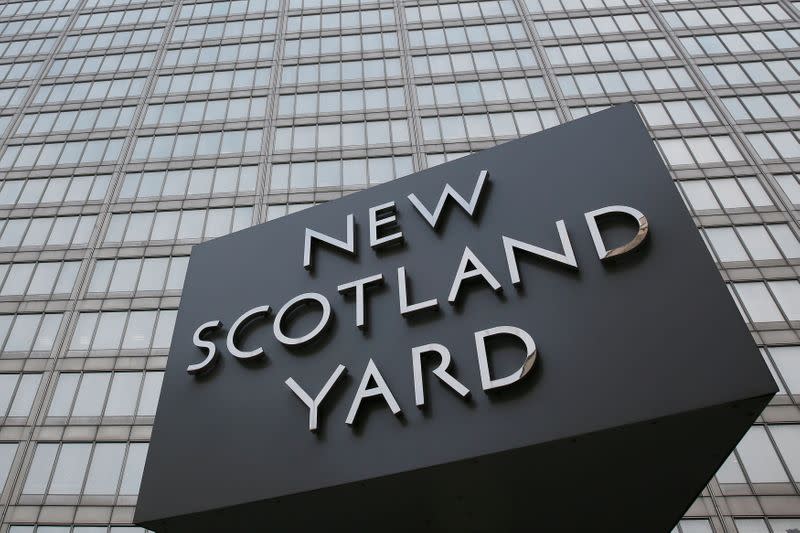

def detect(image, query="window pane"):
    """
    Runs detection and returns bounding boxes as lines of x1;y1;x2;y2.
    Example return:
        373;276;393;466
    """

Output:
49;443;91;494
120;443;148;494
105;373;141;416
737;426;788;482
72;373;110;416
23;443;58;494
84;443;125;494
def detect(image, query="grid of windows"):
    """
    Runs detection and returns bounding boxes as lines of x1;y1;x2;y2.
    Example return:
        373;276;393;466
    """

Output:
8;525;149;533
87;257;188;294
278;87;404;116
679;30;800;58
172;17;277;42
60;27;165;52
0;87;29;109
0;0;798;530
178;0;279;20
0;60;43;82
637;100;717;127
407;23;526;48
656;136;743;166
661;5;791;30
119;166;258;199
699;60;800;89
22;441;147;497
416;78;550;106
0;15;69;37
0;374;42;418
0;138;125;169
269;156;413;190
525;0;640;12
287;9;393;32
0;313;63;357
143;96;267;125
284;31;397;57
153;66;270;94
420;110;558;142
0;215;97;250
0;0;79;18
280;57;400;84
733;519;800;533
47;50;156;76
0;261;81;297
0;175;110;206
721;93;800;123
557;67;695;97
131;129;262;161
534;13;657;38
545;39;676;66
15;107;136;135
678;176;773;212
411;49;537;75
287;0;376;9
103;207;253;244
0;37;57;58
69;310;176;353
161;40;274;67
703;224;800;263
747;132;800;162
71;7;172;31
273;119;409;151
406;1;517;22
48;371;163;418
32;77;147;104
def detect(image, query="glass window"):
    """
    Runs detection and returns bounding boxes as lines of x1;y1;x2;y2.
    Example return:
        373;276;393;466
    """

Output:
771;425;800;482
72;373;111;416
769;346;800;394
84;443;125;495
22;442;147;496
0;443;17;493
1;313;62;355
733;282;783;323
49;443;91;494
737;426;788;482
119;443;148;495
0;374;42;417
23;443;58;494
105;373;141;416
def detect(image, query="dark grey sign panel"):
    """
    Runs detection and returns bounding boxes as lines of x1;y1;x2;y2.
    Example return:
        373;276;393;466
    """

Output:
135;104;776;532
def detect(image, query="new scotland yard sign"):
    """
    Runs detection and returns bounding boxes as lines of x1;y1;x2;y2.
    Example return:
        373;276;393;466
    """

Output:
135;103;777;532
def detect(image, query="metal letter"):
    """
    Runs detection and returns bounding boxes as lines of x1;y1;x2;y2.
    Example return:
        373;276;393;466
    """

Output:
584;205;649;260
273;293;332;346
448;246;502;304
502;220;578;286
407;170;488;230
397;266;438;316
285;364;347;432
337;274;383;329
345;358;401;425
303;213;355;270
369;201;403;249
475;326;537;391
411;343;470;407
226;305;270;360
187;320;223;375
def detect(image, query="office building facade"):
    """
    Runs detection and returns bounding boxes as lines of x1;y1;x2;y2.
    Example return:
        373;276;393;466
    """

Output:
0;0;797;530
